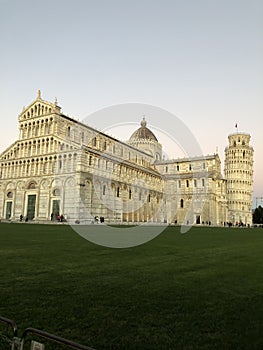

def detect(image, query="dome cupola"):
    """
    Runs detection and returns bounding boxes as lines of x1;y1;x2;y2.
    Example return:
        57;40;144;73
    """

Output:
129;117;158;142
128;117;162;161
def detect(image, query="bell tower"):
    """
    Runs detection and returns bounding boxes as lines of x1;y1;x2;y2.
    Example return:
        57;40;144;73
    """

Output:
224;132;254;225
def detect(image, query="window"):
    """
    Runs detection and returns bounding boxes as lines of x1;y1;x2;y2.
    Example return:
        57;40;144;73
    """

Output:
177;165;180;171
202;179;205;187
180;199;184;208
186;180;189;187
189;164;192;170
178;180;181;188
116;187;120;197
166;166;168;173
67;126;71;138
53;188;60;196
194;179;197;187
28;182;36;189
129;190;132;199
103;185;106;195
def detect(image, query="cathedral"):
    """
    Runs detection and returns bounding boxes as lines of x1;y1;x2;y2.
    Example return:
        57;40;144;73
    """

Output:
0;92;254;226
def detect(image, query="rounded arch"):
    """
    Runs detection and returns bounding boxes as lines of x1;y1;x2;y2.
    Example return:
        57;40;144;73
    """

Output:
5;181;16;191
27;181;37;190
64;176;76;188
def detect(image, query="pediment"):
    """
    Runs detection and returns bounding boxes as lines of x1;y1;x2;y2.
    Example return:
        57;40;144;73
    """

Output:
0;141;19;161
18;91;61;122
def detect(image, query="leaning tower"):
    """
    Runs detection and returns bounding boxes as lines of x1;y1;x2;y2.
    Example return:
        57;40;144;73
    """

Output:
224;132;254;225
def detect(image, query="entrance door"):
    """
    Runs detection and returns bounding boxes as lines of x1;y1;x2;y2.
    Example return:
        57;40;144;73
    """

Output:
5;202;12;219
27;195;36;220
52;200;60;217
196;215;201;224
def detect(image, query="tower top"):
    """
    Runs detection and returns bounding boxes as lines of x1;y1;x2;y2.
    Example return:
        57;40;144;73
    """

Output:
227;132;251;148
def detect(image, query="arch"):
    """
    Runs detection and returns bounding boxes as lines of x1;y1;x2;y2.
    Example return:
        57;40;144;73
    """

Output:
64;176;76;188
7;191;13;198
51;178;63;189
5;181;15;191
28;181;37;189
53;188;61;196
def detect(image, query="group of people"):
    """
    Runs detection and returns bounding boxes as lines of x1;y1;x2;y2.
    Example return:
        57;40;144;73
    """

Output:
19;214;28;222
93;216;105;224
225;221;249;227
50;212;66;222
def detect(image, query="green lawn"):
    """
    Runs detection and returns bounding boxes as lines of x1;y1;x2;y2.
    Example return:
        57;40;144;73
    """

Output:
1;223;263;349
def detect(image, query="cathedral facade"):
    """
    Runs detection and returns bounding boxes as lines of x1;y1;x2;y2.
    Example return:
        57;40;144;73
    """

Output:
0;92;254;225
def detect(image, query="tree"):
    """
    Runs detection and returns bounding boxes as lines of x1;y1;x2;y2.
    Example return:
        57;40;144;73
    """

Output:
253;206;263;224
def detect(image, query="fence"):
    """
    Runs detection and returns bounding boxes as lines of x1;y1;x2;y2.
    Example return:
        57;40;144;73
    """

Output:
0;316;95;350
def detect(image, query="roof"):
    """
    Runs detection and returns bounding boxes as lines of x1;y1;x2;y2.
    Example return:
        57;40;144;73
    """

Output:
129;117;158;142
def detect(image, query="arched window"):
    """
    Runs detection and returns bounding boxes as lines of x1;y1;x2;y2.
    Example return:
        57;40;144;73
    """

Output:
129;189;132;199
180;199;184;208
116;187;120;197
67;126;71;138
53;188;60;196
28;182;36;189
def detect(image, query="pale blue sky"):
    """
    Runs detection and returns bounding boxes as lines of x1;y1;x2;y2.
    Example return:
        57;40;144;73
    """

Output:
0;0;262;204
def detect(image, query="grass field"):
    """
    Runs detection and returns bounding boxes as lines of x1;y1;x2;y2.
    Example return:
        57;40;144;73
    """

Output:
1;223;263;349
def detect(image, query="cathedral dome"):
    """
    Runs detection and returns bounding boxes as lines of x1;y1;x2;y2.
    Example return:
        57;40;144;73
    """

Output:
129;117;158;142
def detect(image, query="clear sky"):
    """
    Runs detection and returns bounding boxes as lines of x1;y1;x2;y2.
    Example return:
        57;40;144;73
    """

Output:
0;0;262;205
